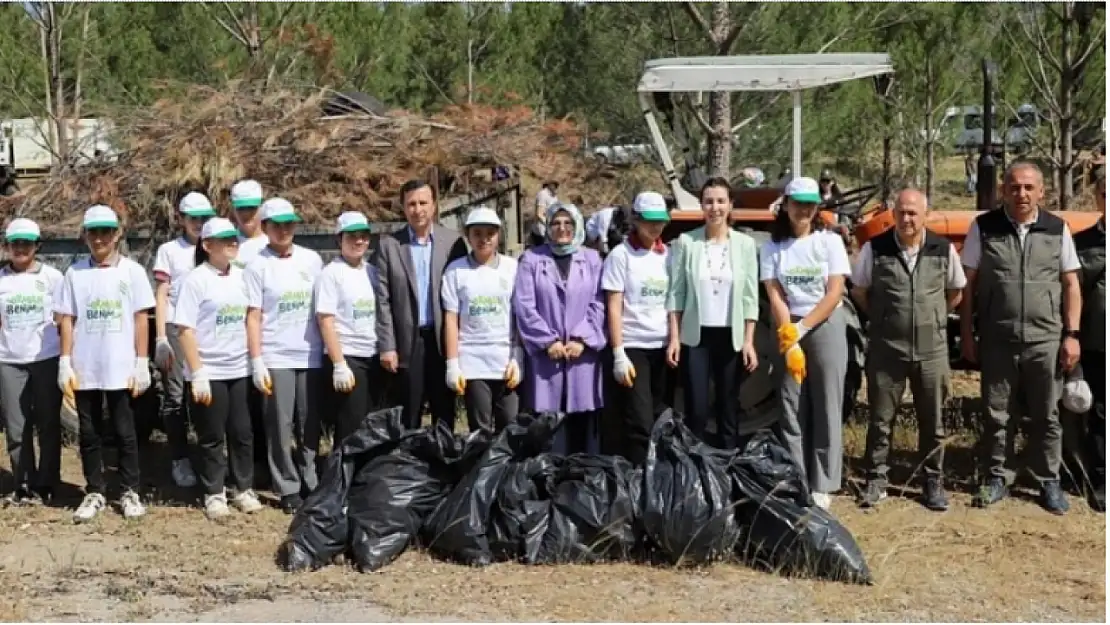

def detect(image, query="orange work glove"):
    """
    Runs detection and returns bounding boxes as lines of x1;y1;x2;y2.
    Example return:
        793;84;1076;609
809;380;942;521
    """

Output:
784;343;807;385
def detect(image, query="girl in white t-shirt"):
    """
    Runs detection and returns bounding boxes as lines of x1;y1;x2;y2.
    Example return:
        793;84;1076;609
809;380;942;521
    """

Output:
314;212;386;444
759;177;851;511
601;191;677;465
152;192;215;491
174;218;264;520
244;198;324;514
0;218;64;505
55;205;156;523
442;207;522;435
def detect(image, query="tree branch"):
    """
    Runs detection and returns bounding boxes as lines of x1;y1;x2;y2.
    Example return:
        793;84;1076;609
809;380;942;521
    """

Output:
681;2;712;40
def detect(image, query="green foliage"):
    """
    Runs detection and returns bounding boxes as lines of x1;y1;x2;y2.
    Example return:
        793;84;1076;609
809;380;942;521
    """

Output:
0;1;1102;184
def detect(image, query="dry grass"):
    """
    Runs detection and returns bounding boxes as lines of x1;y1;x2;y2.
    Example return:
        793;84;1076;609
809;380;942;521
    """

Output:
0;372;1103;622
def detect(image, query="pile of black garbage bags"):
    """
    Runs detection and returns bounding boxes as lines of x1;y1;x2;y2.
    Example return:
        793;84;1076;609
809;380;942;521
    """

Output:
278;407;873;585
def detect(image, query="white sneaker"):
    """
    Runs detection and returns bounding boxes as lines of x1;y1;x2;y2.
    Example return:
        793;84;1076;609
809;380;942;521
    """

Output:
204;492;231;520
231;489;263;514
171;458;198;488
120;490;146;520
73;493;106;523
812;492;832;511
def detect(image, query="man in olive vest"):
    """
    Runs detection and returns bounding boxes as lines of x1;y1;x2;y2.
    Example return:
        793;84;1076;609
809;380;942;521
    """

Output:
960;161;1083;514
852;189;966;511
1070;165;1105;511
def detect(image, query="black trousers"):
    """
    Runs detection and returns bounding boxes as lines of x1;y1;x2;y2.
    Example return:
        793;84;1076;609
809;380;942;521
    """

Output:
249;384;270;489
613;347;674;466
463;379;519;435
189;377;253;496
1083;351;1105;491
326;355;388;445
683;326;745;450
76;389;140;495
394;326;456;431
0;358;62;495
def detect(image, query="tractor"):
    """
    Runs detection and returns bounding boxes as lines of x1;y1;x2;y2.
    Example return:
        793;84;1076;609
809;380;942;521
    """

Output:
633;53;898;427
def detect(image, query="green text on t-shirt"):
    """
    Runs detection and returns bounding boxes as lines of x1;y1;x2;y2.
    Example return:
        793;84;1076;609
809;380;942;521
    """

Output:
5;293;45;329
640;277;667;299
782;266;822;287
352;298;375;324
216;304;247;327
468;295;504;317
278;290;310;315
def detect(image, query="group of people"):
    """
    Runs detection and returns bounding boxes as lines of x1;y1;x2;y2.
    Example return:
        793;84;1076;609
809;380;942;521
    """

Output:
0;160;1102;526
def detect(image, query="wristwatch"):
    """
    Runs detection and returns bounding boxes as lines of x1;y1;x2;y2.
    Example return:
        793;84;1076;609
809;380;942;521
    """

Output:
1064;329;1081;340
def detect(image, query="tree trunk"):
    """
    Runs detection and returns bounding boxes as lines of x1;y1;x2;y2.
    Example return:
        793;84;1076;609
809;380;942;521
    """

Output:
1058;1;1075;210
467;38;474;105
73;6;90;122
706;2;731;177
923;56;935;202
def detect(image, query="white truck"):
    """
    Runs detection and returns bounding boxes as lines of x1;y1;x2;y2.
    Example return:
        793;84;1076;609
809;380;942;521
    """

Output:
0;117;117;179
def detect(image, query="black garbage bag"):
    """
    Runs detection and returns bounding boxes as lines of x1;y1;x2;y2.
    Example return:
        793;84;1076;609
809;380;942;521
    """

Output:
422;412;562;566
729;430;873;584
640;411;741;565
346;423;491;573
279;406;410;571
532;453;640;564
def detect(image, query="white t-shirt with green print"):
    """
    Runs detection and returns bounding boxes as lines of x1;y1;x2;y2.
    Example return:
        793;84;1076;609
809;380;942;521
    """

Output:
602;241;672;350
0;263;64;364
54;257;156;390
442;254;518;380
244;245;324;369
172;263;250;381
313;258;379;359
759;231;851;317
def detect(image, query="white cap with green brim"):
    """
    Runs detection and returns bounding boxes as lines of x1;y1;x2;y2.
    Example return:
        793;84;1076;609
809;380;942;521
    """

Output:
259;197;301;224
336;211;371;234
201;217;239;240
632;191;670;222
785;177;822;204
465;206;502;228
230;179;264;209
83;204;120;230
5;218;40;242
179;191;217;217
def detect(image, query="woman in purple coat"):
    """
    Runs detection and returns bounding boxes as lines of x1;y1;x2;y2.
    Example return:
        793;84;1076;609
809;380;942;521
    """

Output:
513;203;606;454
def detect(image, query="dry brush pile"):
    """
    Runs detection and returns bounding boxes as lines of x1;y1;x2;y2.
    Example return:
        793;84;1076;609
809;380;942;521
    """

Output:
1;83;643;235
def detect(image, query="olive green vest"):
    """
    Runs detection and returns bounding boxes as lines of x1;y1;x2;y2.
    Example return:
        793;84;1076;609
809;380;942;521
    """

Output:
1075;220;1105;352
866;228;951;361
974;208;1064;345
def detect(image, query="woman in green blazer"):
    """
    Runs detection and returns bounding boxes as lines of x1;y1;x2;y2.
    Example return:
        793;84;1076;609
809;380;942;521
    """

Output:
666;177;760;449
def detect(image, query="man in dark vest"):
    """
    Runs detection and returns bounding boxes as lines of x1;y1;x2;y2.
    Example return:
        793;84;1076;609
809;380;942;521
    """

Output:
852;189;966;511
1070;164;1105;511
960;161;1083;514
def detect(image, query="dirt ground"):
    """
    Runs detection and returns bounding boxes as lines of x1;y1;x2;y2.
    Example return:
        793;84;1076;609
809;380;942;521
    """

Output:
0;371;1103;623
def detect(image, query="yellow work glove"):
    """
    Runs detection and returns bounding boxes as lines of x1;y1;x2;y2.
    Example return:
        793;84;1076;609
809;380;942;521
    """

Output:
612;346;636;388
446;358;466;395
58;356;78;412
504;347;523;390
777;321;810;354
785;343;807;385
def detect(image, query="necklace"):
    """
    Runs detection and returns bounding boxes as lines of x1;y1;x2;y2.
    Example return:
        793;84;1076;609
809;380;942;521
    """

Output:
705;242;730;295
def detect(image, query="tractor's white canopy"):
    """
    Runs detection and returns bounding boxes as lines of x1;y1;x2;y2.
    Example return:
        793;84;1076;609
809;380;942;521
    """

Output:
638;53;894;93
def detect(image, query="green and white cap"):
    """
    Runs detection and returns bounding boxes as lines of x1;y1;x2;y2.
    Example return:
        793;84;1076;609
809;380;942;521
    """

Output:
230;179;264;209
336;211;371;234
5;218;40;242
201;217;239;240
259;197;301;224
632;191;670;222
784;177;822;204
179;191;217;217
83;204;120;230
